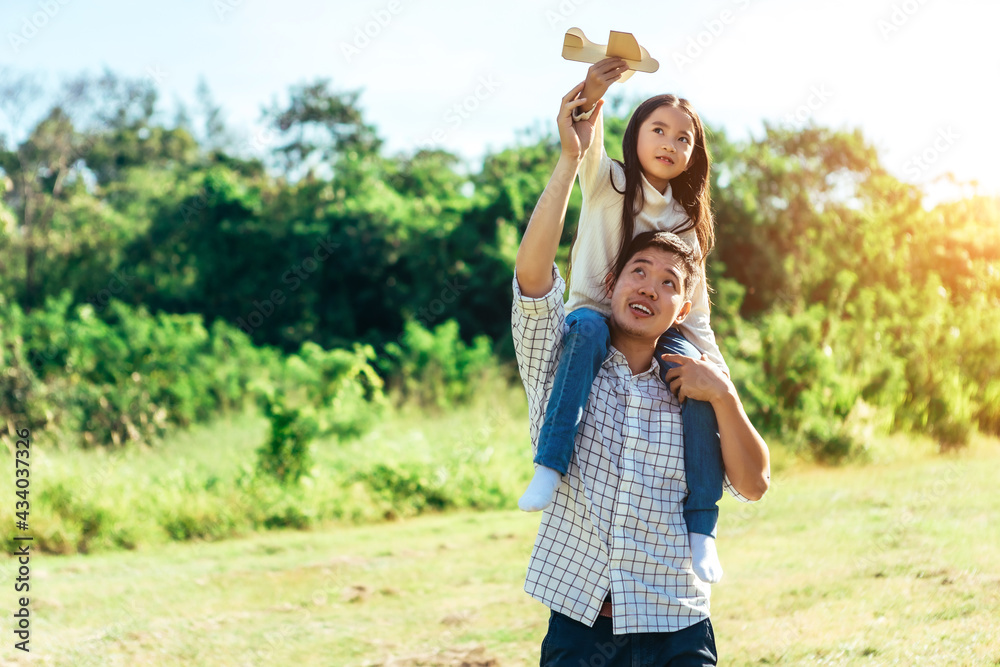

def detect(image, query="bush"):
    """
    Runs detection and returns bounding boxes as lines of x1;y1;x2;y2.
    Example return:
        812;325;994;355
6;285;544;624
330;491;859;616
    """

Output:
351;463;453;519
975;380;1000;437
740;306;861;461
255;393;318;486
1;291;272;449
276;342;386;441
1;288;389;458
382;318;499;409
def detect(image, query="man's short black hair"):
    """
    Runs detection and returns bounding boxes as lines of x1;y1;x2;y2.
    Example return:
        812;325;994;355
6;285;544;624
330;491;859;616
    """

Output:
610;231;700;299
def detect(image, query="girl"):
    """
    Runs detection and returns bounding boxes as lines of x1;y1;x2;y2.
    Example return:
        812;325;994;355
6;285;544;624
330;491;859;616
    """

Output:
518;58;728;584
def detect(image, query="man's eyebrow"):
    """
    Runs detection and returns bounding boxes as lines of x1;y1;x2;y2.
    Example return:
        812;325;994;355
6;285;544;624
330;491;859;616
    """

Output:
630;257;684;283
650;120;693;136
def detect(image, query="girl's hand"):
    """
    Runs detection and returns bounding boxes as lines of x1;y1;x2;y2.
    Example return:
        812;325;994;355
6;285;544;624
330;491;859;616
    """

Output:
579;57;629;113
557;82;604;160
661;353;734;404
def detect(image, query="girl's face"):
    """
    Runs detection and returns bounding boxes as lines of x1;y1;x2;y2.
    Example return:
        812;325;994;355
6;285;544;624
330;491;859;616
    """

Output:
636;105;696;194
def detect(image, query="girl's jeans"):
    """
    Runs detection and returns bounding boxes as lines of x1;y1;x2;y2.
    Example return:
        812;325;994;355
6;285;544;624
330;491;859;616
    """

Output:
534;307;723;538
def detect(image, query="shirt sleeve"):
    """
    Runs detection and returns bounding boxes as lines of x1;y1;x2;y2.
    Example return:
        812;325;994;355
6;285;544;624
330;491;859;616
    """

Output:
577;106;620;199
511;264;568;404
572;104;597;122
723;472;760;502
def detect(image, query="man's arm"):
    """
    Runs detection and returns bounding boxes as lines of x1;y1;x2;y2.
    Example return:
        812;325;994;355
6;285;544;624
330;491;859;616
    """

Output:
662;353;771;500
515;82;604;297
515;154;581;297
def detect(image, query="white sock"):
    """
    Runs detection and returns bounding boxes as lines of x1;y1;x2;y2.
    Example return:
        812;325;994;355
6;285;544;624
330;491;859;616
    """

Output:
518;466;563;512
690;533;723;583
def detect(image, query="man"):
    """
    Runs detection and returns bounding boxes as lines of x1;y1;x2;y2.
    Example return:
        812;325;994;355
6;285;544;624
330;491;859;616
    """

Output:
512;83;770;665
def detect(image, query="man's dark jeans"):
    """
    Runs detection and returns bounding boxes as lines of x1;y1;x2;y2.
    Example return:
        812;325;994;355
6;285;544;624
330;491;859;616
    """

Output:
539;610;718;666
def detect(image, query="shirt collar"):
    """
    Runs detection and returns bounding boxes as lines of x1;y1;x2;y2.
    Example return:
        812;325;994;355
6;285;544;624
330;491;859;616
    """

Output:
640;173;673;205
603;346;659;379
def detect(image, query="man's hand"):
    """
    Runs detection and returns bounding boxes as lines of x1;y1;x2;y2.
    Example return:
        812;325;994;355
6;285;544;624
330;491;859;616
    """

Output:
558;81;604;160
663;352;771;501
578;58;629;115
661;353;734;406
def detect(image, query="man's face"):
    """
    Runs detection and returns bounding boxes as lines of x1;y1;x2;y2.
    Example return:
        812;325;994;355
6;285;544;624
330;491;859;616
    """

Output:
607;248;693;342
636;105;696;194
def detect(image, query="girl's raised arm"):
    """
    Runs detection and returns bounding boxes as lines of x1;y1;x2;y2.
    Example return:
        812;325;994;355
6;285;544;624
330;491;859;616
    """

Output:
575;59;627;198
577;58;629;117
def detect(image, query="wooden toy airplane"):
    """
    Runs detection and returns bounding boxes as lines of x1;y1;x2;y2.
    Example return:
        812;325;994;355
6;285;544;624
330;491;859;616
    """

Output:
561;28;659;83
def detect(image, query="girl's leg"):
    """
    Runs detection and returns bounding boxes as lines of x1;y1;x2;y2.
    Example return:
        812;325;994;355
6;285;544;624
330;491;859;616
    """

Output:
656;327;725;582
519;307;610;511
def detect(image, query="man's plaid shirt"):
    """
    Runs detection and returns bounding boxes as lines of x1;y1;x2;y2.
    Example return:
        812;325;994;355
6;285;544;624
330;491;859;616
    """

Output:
512;265;756;635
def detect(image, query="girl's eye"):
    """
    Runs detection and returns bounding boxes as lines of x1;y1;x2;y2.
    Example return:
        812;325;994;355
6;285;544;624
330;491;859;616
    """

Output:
634;267;644;275
680;136;690;144
653;128;663;134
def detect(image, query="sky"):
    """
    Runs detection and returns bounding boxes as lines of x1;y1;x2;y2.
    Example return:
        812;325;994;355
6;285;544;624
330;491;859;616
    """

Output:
2;0;999;204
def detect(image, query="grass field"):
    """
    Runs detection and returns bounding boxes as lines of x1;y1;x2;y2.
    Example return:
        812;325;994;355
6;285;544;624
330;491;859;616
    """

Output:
0;385;533;555
3;393;1000;665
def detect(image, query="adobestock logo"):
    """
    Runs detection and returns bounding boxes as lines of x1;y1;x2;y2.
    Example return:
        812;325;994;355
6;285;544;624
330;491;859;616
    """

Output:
877;0;931;40
236;234;340;336
783;85;834;129
672;0;752;73
902;126;959;180
340;0;404;64
236;126;277;157
854;458;962;571
7;0;72;53
391;277;469;348
544;0;590;30
410;278;466;329
214;0;244;22
144;65;168;86
86;268;137;312
414;75;501;149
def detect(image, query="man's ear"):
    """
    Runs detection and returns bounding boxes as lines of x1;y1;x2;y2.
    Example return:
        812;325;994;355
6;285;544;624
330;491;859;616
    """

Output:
672;300;693;326
603;272;615;299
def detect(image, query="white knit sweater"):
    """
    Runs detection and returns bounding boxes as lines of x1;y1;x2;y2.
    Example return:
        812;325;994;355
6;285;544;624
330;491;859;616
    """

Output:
563;109;727;370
